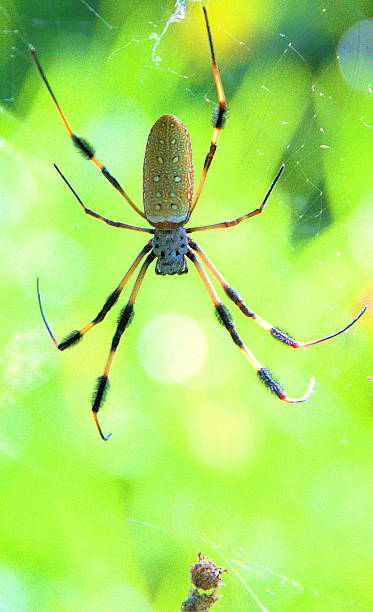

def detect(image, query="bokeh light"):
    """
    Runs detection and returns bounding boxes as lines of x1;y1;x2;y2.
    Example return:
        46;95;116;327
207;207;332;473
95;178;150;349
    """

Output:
337;20;373;92
138;312;208;384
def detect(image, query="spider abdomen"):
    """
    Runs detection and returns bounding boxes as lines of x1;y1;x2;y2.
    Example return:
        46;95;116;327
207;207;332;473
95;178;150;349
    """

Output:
143;114;194;229
153;228;188;275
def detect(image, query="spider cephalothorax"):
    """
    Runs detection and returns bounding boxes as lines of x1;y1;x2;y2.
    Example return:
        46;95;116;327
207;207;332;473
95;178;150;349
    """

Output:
153;228;189;276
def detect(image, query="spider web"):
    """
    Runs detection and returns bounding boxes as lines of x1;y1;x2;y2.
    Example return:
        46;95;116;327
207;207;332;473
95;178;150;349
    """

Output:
0;1;371;611
1;0;371;240
128;515;369;612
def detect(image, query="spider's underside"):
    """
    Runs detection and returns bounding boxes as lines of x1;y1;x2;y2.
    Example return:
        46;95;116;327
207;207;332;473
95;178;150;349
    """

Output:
32;6;367;440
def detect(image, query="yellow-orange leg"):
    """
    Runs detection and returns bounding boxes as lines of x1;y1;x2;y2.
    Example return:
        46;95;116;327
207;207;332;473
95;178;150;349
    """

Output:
93;252;156;440
187;165;285;233
29;45;145;219
187;249;315;403
190;6;227;214
37;242;153;354
54;165;153;233
188;239;368;348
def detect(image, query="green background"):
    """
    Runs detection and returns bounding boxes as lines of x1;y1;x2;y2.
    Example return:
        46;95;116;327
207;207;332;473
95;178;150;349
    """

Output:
0;0;371;610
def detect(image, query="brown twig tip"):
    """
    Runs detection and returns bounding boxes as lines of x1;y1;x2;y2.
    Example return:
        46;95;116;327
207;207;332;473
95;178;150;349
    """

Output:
181;552;227;611
191;552;227;590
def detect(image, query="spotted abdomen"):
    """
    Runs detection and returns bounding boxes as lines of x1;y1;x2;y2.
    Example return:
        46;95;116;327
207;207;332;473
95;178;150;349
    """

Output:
143;114;194;229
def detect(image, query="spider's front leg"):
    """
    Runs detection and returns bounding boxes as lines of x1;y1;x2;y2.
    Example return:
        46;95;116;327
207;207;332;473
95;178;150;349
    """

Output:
37;242;153;352
188;239;367;349
92;252;155;440
187;249;315;403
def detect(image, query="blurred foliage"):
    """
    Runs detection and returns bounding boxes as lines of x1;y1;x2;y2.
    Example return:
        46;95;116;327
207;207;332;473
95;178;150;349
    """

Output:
0;0;372;610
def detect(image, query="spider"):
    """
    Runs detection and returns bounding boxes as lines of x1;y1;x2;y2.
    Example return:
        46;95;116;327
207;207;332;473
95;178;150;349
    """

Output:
32;6;367;440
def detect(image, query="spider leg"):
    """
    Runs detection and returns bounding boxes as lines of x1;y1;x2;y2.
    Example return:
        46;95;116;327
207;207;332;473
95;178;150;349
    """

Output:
92;252;156;440
188;239;368;348
190;6;227;215
37;242;152;351
54;165;153;233
29;45;145;219
187;165;285;233
37;278;59;348
187;249;315;403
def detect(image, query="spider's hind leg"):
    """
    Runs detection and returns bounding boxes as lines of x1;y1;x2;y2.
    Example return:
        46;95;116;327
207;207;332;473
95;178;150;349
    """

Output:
30;46;145;218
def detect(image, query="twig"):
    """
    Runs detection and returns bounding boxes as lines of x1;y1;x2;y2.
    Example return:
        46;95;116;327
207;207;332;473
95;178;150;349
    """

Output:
181;552;227;611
